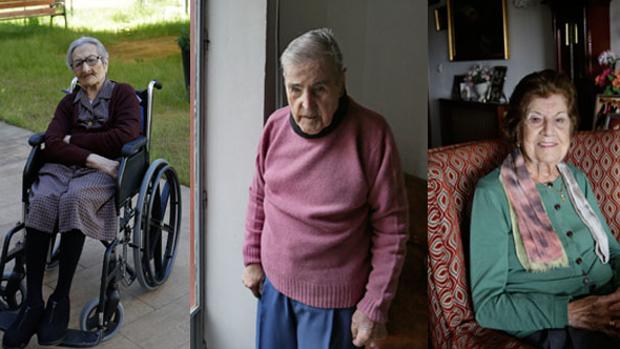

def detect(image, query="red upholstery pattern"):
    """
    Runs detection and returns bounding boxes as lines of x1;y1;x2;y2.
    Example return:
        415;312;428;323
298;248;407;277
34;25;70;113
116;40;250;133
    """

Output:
427;130;620;349
566;131;620;238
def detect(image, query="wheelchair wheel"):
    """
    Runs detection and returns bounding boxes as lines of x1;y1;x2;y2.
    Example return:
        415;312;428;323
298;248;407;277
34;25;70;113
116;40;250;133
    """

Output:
0;273;25;311
133;159;182;290
79;298;124;342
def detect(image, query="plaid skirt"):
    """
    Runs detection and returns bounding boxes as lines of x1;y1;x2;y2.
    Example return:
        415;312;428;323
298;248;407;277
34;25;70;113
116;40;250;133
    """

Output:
25;163;117;241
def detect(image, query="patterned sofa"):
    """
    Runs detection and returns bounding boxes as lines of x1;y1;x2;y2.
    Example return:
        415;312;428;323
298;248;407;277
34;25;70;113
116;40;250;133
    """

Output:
427;130;620;348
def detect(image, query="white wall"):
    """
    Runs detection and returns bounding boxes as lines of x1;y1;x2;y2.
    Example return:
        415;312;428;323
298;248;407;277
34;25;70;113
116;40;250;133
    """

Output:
612;0;620;54
428;1;555;147
203;0;267;348
279;0;428;178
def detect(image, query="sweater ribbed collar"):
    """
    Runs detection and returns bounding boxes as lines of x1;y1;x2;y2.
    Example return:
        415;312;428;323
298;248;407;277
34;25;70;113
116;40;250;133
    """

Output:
289;94;349;139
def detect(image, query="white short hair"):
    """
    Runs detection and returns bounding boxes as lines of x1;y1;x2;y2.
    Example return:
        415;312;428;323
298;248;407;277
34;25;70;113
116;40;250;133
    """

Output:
66;36;109;70
280;28;344;75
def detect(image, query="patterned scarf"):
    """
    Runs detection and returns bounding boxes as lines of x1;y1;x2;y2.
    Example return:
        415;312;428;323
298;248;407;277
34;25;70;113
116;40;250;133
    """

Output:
499;149;609;272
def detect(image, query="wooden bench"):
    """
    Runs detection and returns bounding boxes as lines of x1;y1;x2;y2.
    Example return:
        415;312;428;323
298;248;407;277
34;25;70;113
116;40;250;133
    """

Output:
0;0;66;27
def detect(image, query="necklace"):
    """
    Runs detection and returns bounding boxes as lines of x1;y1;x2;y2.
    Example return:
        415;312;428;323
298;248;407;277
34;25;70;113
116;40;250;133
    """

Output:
546;181;566;203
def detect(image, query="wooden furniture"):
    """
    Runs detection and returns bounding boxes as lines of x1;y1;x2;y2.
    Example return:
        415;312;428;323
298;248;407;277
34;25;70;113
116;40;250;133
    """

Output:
0;0;66;27
548;0;610;130
438;98;508;146
374;174;427;349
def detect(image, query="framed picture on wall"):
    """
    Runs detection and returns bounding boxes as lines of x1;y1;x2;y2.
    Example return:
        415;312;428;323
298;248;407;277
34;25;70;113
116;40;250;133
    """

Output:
447;0;510;61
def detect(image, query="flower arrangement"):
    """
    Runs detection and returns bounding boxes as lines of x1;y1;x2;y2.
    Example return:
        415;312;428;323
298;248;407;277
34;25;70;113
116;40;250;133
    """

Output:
599;50;617;66
465;64;492;84
595;50;620;95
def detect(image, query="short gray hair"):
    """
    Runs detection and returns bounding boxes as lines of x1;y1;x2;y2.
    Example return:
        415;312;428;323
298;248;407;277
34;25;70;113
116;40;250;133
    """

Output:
280;28;344;75
66;36;109;70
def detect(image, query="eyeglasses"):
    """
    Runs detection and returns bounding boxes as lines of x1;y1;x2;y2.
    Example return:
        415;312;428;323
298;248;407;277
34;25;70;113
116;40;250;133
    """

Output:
72;55;101;71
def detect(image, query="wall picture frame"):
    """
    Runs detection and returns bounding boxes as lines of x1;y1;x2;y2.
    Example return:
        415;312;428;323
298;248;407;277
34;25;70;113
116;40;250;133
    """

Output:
447;0;510;61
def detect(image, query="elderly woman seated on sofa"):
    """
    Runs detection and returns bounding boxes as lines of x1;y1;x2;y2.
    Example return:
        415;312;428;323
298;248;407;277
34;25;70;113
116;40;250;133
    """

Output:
470;69;620;349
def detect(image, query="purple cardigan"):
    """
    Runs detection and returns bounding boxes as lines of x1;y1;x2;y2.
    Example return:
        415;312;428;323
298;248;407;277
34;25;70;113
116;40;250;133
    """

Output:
43;82;141;165
243;97;409;323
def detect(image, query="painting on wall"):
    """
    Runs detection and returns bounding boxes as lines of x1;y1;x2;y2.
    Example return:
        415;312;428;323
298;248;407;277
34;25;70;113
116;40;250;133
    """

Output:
447;0;510;61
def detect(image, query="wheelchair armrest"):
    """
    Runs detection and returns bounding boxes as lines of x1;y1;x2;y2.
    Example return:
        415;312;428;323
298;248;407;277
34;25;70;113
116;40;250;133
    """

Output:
121;136;147;157
23;134;46;203
116;137;149;210
28;133;45;147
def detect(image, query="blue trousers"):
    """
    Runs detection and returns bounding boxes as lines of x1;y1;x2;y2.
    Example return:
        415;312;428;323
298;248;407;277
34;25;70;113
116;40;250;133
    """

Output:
256;278;360;349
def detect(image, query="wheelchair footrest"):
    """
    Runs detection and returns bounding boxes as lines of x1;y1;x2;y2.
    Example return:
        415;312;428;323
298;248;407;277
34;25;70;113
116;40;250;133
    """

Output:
59;329;102;348
0;310;17;331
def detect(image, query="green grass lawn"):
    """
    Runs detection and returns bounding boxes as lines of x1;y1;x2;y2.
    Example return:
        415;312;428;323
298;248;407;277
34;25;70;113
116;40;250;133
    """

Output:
0;9;190;184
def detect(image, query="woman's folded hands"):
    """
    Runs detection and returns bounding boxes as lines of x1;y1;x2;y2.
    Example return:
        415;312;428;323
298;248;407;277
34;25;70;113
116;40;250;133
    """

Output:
65;134;119;178
85;153;119;178
568;288;620;336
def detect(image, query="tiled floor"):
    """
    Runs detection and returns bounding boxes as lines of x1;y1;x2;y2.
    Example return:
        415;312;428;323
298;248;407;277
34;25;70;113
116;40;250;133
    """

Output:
0;122;190;349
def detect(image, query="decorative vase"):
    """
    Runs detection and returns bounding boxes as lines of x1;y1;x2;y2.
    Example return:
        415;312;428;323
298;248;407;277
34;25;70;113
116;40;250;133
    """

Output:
474;82;489;102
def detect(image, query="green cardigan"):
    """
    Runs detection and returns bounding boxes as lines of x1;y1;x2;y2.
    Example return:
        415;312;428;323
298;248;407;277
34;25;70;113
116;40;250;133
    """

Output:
469;165;620;337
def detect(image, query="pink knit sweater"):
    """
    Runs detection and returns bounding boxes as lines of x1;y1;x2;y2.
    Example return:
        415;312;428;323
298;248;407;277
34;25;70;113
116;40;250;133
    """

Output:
243;97;408;323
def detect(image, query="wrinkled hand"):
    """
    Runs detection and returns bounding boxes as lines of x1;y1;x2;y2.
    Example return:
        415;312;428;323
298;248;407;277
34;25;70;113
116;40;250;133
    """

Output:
242;264;264;298
351;310;387;347
85;153;119;178
568;287;620;337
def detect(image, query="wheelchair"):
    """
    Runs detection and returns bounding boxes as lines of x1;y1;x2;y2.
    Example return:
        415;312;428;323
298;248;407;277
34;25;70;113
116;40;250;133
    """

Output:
0;80;182;347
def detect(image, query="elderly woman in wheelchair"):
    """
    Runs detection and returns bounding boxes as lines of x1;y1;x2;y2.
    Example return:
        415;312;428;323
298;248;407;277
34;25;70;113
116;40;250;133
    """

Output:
1;37;181;349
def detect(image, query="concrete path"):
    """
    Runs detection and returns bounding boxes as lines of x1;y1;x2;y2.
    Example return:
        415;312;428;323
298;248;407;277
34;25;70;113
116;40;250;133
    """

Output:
0;122;190;349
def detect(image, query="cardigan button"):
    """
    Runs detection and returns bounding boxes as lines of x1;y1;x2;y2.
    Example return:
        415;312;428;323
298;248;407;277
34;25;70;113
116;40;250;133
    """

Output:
583;277;590;285
566;230;573;238
554;204;561;210
576;257;583;265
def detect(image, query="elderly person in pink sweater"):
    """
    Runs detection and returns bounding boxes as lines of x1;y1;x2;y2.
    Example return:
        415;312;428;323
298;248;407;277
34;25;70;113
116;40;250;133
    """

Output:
241;28;409;348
